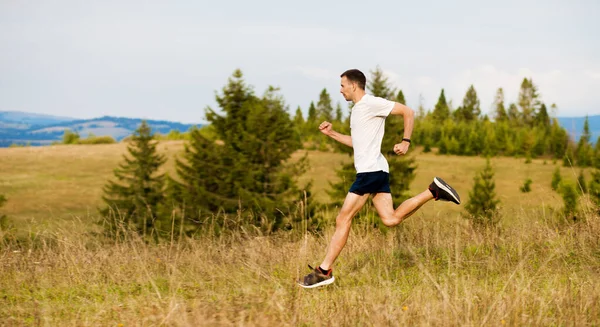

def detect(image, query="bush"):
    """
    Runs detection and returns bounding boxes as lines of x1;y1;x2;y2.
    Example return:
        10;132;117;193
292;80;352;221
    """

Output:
520;178;532;193
62;130;80;144
559;181;579;220
78;136;116;145
423;142;432;153
155;130;192;141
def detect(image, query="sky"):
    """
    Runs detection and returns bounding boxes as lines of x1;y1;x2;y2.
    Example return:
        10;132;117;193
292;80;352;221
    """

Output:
0;0;599;124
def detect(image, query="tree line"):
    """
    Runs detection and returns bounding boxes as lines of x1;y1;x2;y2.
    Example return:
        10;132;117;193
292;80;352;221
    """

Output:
98;67;597;239
294;67;596;168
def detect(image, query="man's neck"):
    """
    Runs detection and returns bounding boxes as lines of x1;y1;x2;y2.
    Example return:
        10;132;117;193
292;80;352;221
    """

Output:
352;91;366;104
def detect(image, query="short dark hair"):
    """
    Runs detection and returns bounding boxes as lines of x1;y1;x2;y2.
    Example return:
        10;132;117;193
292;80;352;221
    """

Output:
340;69;366;90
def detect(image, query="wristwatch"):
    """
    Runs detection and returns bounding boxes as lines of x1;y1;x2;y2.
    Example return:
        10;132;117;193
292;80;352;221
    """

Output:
402;138;411;144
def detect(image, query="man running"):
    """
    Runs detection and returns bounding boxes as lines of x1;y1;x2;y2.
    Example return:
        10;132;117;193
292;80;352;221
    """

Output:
298;69;461;288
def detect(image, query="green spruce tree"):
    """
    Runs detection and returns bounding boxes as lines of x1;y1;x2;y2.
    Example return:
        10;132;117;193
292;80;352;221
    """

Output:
368;66;395;99
559;181;579;220
334;102;343;123
551;166;562;191
535;103;550;129
432;89;450;122
482;121;498;156
175;70;305;231
293;106;305;142
100;121;166;237
576;115;593;167
395;90;406;105
494;121;510;154
577;170;587;194
172;128;231;217
464;124;483;155
307;101;317;124
305;101;319;141
518;78;541;127
493;88;508;122
293;106;305;127
464;158;500;227
456;85;481;121
507;103;520;125
549;119;569;159
316;89;334;122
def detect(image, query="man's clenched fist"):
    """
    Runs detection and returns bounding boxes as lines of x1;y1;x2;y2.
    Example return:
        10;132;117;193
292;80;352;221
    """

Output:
319;121;333;135
393;142;409;156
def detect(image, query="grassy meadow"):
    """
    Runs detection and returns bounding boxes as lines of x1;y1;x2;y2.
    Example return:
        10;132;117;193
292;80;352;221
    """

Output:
1;142;599;325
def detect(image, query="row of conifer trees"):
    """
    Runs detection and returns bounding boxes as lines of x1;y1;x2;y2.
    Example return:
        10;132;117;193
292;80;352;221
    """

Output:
98;68;598;239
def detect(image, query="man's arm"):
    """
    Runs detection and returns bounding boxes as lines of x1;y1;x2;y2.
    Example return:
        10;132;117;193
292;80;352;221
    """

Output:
390;102;415;155
319;121;352;147
390;102;415;139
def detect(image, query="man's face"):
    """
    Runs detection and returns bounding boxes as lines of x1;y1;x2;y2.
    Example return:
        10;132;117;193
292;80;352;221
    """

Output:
340;76;354;101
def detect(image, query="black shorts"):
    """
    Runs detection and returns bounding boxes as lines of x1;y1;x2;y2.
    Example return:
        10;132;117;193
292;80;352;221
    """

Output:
349;170;391;195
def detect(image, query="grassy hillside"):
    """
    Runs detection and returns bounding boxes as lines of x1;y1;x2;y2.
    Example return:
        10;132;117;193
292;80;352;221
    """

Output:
0;141;589;227
1;143;599;325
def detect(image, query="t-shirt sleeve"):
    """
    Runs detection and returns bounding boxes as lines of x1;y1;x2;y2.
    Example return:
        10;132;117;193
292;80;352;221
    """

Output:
370;96;395;117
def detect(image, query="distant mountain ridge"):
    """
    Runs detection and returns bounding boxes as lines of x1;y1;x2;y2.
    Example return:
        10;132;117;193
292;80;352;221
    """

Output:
2;110;598;148
0;111;77;127
0;111;201;147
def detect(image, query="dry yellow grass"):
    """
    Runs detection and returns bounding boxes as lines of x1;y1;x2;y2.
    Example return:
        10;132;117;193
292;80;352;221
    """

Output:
1;143;599;325
1;210;599;325
0;142;184;225
0;142;584;226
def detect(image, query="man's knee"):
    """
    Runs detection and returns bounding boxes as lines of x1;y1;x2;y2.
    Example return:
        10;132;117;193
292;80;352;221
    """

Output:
335;212;353;228
380;214;397;227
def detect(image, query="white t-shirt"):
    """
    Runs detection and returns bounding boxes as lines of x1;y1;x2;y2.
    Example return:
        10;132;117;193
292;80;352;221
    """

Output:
350;94;395;173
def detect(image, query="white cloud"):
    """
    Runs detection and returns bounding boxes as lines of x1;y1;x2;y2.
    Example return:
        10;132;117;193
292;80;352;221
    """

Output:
417;76;435;87
586;71;600;80
288;66;337;82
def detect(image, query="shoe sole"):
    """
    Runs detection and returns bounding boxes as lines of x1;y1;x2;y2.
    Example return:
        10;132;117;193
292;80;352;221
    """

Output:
297;276;335;289
434;177;461;204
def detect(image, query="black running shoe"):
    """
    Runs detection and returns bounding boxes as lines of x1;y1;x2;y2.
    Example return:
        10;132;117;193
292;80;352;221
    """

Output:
429;177;461;204
297;265;335;289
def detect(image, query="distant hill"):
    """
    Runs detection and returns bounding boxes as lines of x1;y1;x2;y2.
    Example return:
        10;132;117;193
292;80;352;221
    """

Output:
3;110;598;147
0;111;77;127
0;111;201;147
557;115;600;143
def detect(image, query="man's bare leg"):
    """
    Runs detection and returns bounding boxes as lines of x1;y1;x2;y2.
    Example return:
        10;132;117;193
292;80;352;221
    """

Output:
372;190;434;227
319;192;370;270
